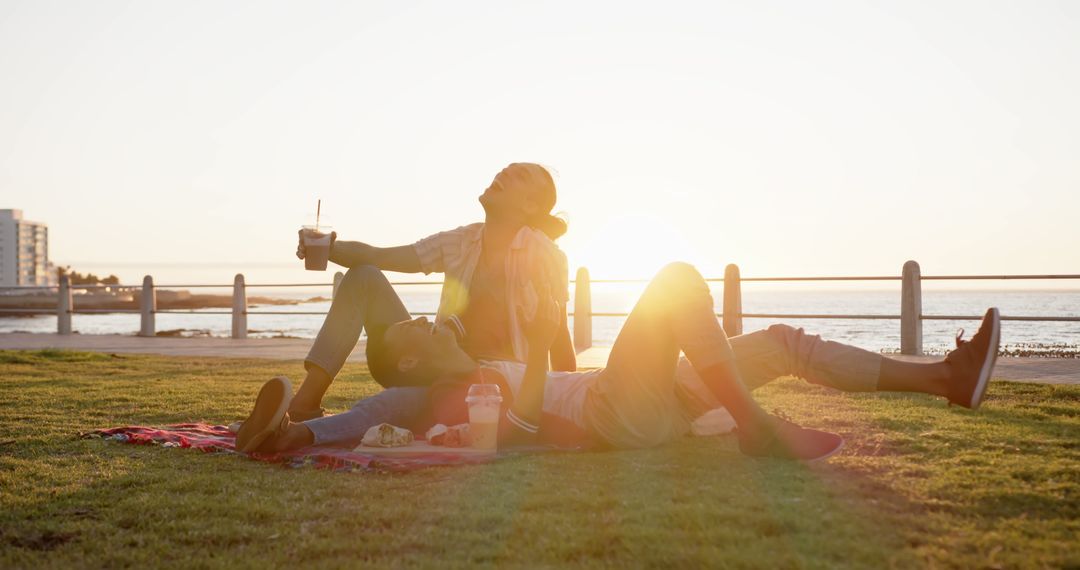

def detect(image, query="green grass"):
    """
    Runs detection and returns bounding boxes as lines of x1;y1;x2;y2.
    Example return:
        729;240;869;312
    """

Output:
1;349;1077;569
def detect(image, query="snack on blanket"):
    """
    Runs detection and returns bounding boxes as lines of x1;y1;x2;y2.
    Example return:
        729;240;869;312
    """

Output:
442;423;473;448
425;423;449;445
423;423;472;447
359;423;414;448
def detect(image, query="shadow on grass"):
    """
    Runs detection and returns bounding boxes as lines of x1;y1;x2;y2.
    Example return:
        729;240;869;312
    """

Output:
0;427;929;568
4;354;1077;567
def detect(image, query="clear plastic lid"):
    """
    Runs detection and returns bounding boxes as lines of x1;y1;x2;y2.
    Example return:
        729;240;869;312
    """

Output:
302;224;333;235
465;383;502;402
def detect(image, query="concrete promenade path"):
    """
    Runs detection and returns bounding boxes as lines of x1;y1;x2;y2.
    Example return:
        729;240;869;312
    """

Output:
1;333;1078;385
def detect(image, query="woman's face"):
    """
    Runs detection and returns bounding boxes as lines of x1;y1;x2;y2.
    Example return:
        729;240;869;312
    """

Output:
479;163;539;218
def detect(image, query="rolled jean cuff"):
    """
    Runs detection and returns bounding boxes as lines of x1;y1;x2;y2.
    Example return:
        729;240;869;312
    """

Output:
305;413;373;447
303;355;342;380
304;417;343;447
849;352;883;392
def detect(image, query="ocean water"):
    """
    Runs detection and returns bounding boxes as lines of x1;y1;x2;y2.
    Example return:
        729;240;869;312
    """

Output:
2;281;1077;355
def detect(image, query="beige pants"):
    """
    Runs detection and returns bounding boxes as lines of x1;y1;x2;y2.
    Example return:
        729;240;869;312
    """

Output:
584;263;882;449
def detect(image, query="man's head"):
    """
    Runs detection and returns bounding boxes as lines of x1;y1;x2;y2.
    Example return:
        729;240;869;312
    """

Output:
366;317;475;387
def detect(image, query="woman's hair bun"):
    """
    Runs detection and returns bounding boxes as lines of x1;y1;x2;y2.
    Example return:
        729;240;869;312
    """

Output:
531;212;568;240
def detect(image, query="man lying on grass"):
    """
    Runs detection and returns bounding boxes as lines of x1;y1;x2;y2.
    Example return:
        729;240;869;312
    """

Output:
238;262;1001;461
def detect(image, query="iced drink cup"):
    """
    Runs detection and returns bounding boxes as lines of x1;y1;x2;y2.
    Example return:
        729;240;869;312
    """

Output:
465;384;503;452
302;226;332;271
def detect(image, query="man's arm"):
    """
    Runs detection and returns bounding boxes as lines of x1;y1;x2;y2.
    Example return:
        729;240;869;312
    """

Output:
509;344;549;428
549;309;577;372
499;286;561;445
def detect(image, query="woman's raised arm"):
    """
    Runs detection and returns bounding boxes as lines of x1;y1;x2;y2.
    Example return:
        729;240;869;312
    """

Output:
329;240;422;273
297;230;423;272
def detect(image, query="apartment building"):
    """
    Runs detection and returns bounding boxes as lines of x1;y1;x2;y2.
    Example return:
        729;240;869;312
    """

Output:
0;209;55;287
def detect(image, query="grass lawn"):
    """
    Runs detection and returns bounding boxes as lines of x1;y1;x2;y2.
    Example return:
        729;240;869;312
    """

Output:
1;349;1077;569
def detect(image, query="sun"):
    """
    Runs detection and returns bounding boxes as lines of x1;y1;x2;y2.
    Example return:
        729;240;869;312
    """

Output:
560;213;705;281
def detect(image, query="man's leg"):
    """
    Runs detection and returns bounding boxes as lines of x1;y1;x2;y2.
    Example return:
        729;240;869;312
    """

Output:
290;265;411;416
729;323;1004;401
728;313;998;409
727;325;884;393
585;262;770;448
586;262;842;459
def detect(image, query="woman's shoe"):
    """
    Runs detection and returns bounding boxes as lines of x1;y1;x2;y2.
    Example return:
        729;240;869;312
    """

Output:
235;376;293;453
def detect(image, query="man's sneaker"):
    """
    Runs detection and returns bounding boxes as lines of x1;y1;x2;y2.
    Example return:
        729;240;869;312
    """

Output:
737;414;844;462
235;376;293;453
944;308;1001;410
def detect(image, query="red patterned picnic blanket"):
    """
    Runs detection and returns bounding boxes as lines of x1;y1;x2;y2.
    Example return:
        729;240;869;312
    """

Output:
82;423;510;473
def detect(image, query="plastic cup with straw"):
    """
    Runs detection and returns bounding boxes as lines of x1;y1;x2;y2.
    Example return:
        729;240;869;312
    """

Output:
302;199;332;271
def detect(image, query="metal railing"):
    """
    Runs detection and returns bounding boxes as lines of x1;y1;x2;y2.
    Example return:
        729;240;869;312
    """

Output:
2;261;1078;355
570;262;1080;355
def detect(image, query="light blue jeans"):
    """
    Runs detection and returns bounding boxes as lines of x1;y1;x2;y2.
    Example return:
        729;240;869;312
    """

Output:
305;386;428;447
301;265;430;446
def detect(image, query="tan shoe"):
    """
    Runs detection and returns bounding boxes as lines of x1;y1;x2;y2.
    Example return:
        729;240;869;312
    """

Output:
235;376;293;453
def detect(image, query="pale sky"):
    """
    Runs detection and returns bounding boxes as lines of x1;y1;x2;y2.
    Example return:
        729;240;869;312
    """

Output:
2;0;1078;283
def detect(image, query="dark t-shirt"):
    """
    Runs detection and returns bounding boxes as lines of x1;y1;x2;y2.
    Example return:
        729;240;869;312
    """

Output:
460;252;515;361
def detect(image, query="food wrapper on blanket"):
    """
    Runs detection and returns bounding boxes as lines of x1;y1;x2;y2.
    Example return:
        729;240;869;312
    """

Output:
425;423;472;447
358;423;414;448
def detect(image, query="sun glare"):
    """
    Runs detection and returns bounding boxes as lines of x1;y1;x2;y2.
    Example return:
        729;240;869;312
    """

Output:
562;213;707;281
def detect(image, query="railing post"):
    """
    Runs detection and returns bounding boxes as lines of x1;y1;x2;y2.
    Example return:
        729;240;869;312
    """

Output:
573;267;592;351
332;271;344;301
723;263;743;337
57;274;72;335
901;260;923;355
232;273;247;339
139;275;156;337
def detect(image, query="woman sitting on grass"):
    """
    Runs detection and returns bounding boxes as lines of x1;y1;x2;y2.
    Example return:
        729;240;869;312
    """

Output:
239;262;1001;461
243;163;575;450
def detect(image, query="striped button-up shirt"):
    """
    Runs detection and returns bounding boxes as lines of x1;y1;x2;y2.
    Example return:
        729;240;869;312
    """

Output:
412;223;569;363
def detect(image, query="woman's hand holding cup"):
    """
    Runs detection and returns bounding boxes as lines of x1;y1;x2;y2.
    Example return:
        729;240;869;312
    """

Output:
297;228;336;270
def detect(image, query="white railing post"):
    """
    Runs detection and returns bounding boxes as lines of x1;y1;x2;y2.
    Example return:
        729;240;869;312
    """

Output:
723;263;743;337
232;273;247;339
139;275;156;337
573;267;592;351
57;274;72;335
332;271;344;301
901;260;923;355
